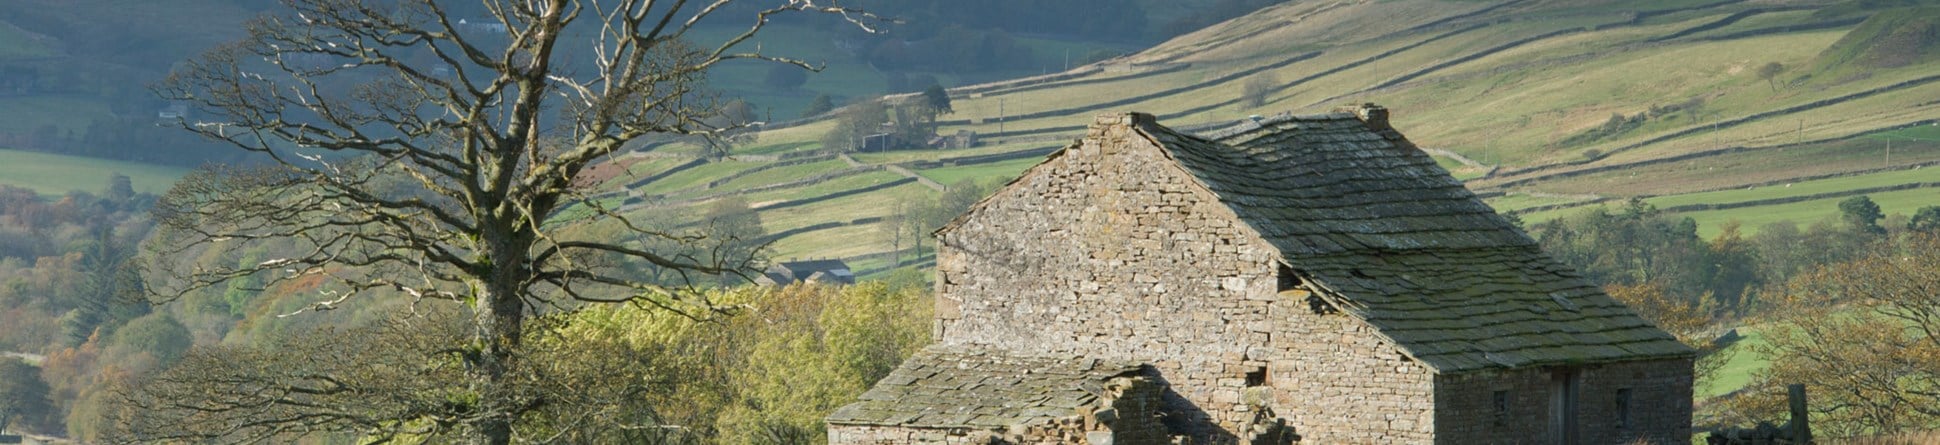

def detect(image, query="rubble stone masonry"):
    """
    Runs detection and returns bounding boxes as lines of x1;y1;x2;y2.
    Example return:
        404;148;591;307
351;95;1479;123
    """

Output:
1431;358;1694;444
1267;300;1436;443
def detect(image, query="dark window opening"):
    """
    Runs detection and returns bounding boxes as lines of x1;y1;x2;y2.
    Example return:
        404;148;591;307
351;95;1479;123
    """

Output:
1493;390;1509;426
1276;263;1301;291
1245;367;1268;387
1616;388;1632;429
1306;294;1337;315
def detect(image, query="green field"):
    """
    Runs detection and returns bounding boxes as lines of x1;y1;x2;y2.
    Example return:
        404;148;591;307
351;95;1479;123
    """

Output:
915;157;1040;186
1700;327;1771;400
1676;187;1940;238
707;159;851;194
592;157;683;188
630;160;765;197
1485;193;1593;214
743;170;907;205
0;148;187;195
0;22;56;57
1645;168;1940;210
1864;123;1940;141
1517;185;1940;238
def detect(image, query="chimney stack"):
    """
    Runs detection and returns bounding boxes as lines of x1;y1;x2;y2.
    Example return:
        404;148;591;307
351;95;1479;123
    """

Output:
1354;103;1390;130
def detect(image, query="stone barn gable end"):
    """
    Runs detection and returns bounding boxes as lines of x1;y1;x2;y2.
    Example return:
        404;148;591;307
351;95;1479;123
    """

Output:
829;106;1696;445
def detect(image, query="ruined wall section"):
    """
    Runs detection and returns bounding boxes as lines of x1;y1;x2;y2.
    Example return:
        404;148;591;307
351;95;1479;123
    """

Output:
933;114;1281;435
827;375;1169;445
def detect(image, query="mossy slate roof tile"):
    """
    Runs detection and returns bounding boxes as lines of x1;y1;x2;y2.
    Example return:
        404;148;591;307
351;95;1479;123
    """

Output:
1139;108;1694;372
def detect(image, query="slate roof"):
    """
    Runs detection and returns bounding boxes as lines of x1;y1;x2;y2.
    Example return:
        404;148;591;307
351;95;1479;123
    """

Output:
826;345;1145;429
1132;107;1693;372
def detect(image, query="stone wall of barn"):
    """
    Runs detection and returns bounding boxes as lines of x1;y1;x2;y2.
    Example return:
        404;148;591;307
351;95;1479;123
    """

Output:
1431;358;1694;445
933;113;1438;442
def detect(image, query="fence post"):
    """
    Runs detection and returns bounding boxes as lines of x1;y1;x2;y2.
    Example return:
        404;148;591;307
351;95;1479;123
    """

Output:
1788;384;1810;444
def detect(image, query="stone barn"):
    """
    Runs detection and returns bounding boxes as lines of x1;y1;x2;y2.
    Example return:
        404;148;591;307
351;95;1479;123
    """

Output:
828;106;1694;444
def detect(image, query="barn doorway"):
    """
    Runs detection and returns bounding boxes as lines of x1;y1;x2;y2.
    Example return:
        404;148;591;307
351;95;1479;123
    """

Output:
1549;370;1580;445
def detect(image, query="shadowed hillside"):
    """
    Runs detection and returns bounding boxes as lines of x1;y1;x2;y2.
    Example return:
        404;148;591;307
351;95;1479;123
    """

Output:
1812;7;1940;69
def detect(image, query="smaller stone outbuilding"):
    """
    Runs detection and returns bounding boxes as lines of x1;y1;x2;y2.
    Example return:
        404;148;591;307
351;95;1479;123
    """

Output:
753;259;856;286
826;346;1167;445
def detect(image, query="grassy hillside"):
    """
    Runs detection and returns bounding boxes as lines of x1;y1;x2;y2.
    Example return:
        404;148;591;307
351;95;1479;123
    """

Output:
538;6;1940;431
1811;7;1940;70
590;0;1940;280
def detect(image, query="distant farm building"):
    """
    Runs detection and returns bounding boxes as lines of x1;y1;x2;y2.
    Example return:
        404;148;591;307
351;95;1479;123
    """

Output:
755;258;856;286
156;103;189;121
827;106;1694;444
929;130;979;150
860;132;899;153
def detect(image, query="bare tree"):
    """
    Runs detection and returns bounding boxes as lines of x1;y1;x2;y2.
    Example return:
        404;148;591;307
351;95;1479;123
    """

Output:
878;196;914;266
1241;73;1276;108
140;1;875;443
820;98;888;151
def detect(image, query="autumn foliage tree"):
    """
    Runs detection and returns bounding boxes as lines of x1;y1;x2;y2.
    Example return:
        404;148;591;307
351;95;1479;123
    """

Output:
1721;234;1940;437
132;0;876;443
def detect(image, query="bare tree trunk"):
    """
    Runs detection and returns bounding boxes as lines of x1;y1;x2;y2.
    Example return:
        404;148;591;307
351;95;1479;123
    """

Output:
472;226;532;445
473;292;521;445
